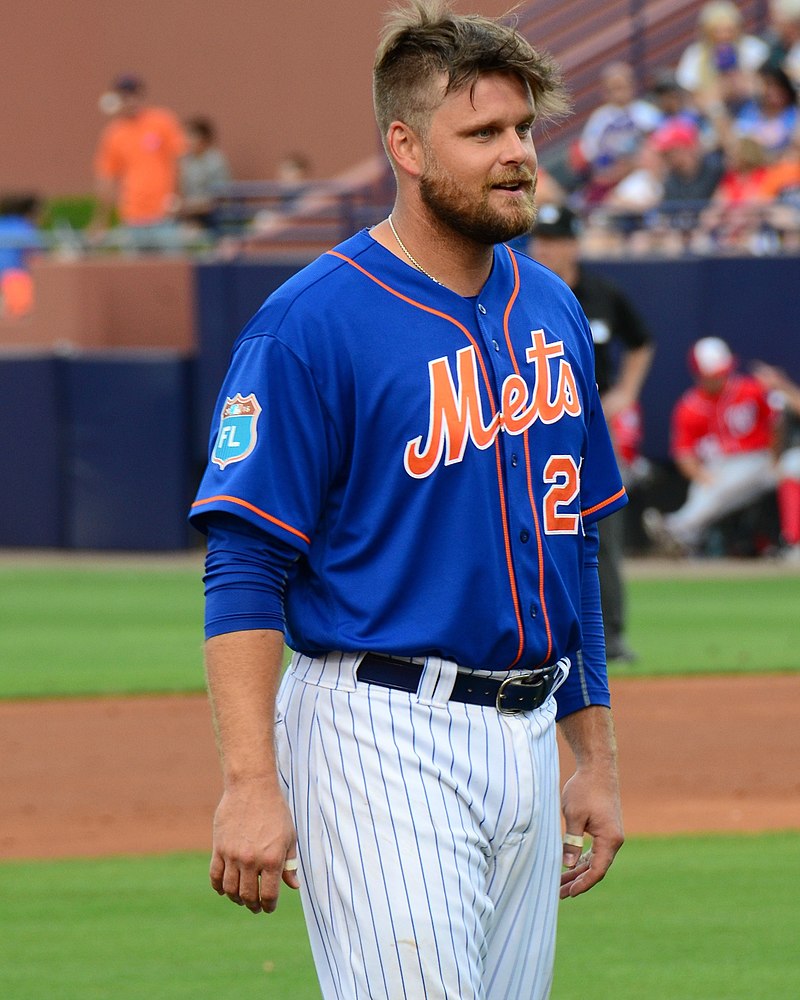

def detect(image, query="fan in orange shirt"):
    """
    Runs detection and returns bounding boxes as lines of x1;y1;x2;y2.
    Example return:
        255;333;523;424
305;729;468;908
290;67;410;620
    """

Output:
759;126;800;246
760;125;800;196
93;74;187;228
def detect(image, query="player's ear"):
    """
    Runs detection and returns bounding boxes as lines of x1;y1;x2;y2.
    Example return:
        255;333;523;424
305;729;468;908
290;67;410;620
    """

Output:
387;121;424;179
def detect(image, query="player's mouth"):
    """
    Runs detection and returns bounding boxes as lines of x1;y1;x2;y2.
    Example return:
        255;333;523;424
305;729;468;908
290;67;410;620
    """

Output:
490;173;535;198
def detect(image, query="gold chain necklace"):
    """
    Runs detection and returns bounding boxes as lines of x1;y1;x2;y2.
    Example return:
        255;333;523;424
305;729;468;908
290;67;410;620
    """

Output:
387;215;443;286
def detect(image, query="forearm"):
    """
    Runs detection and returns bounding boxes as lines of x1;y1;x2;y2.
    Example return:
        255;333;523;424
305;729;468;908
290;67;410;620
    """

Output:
603;344;654;418
558;703;619;771
205;628;286;790
615;343;654;401
558;703;624;896
204;627;299;912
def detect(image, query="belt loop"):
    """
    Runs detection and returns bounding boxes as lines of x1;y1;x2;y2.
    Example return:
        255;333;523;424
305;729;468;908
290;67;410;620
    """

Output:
416;657;457;708
291;651;360;692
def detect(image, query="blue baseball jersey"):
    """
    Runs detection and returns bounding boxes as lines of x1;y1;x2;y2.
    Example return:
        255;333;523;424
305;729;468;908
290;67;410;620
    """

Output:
191;228;626;673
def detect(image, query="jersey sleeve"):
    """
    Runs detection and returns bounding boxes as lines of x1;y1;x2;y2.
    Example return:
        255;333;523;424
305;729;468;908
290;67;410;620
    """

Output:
190;333;343;552
555;521;609;719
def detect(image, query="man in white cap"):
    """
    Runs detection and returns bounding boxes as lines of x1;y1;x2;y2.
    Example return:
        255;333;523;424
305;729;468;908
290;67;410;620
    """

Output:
644;336;778;554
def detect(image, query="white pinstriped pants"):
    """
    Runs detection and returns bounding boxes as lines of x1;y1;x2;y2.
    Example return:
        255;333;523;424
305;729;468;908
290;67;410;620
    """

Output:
276;652;562;1000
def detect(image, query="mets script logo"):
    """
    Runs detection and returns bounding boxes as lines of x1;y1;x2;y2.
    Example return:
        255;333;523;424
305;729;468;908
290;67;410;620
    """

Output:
212;393;262;469
405;330;581;479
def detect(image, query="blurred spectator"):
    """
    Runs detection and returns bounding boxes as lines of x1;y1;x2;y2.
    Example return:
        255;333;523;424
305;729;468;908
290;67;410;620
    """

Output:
675;1;769;112
613;120;727;254
178;116;232;230
603;139;666;217
648;69;716;141
276;152;311;184
0;193;43;318
763;0;800;85
760;124;800;245
575;62;663;205
713;134;771;201
655;119;725;203
699;135;771;249
92;74;187;238
650;70;695;122
530;204;655;661
752;361;800;560
644;337;778;556
734;65;799;161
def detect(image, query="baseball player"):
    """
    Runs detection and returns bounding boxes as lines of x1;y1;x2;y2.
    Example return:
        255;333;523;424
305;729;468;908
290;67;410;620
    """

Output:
644;336;778;555
190;3;626;998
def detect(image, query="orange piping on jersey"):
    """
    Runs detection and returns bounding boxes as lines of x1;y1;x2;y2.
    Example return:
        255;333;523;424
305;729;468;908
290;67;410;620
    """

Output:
328;248;526;669
191;495;311;545
502;247;554;669
326;250;499;412
582;487;626;520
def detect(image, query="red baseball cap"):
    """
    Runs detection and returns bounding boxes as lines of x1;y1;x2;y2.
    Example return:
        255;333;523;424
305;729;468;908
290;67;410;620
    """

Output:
651;119;699;152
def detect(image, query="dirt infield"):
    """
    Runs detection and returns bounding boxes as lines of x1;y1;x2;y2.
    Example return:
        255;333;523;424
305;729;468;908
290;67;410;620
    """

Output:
2;673;799;861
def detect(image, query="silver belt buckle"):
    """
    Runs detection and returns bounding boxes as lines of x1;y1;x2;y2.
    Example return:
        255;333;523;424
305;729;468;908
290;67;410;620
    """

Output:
496;671;532;714
496;668;552;714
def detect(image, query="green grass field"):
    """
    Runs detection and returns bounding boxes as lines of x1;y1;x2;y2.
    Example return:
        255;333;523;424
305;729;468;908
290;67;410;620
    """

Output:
2;558;798;999
2;835;798;1000
0;562;798;698
0;564;205;698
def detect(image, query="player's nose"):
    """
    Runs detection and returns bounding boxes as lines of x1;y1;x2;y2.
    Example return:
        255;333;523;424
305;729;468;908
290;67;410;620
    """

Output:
499;129;536;168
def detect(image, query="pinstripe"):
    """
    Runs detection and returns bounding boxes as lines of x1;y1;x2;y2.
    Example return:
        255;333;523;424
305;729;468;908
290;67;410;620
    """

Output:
397;696;453;994
439;704;482;992
367;686;430;996
278;676;346;998
484;707;560;1000
409;700;470;997
326;688;379;996
333;682;403;998
277;662;561;999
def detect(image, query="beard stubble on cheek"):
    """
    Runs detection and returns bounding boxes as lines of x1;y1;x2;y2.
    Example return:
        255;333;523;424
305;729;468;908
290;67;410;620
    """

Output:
419;159;539;245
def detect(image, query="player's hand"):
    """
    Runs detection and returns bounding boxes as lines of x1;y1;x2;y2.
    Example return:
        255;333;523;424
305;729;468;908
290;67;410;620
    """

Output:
559;763;624;899
209;784;299;914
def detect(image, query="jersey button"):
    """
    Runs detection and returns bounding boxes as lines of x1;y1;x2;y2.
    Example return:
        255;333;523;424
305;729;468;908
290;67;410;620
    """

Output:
529;603;538;618
492;339;500;352
511;454;518;467
520;529;530;543
478;303;487;315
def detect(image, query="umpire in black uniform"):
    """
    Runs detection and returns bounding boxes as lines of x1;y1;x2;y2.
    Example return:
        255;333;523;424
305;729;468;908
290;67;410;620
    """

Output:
530;204;654;661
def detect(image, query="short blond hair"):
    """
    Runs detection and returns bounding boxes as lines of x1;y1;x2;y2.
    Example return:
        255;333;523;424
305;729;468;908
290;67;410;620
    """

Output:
698;1;743;34
373;0;569;144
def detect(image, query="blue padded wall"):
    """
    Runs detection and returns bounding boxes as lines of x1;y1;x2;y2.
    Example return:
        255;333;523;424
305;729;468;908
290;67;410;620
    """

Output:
62;352;192;550
0;354;64;546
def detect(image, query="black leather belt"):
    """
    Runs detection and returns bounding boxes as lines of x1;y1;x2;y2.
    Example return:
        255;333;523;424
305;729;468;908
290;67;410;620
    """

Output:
357;653;560;714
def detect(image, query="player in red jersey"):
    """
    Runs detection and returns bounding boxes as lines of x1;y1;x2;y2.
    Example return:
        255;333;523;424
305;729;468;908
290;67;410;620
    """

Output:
644;336;779;554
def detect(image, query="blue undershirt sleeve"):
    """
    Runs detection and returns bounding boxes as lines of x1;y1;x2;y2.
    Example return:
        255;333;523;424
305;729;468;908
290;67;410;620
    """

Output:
555;520;610;720
202;513;298;640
